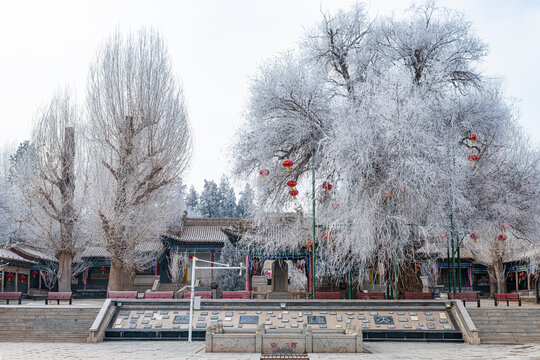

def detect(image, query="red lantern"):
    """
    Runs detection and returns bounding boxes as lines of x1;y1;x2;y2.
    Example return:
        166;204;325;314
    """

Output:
519;272;526;278
6;273;13;282
306;241;313;251
498;234;507;244
287;180;297;189
20;275;26;281
322;183;332;193
383;189;394;200
259;169;270;180
322;233;331;243
439;232;448;242
283;159;294;172
500;224;510;232
100;267;106;275
468;133;478;145
416;264;421;272
468;154;479;165
31;270;38;278
189;254;194;258
509;272;514;279
470;233;479;243
485;274;489;279
289;188;299;199
331;202;340;211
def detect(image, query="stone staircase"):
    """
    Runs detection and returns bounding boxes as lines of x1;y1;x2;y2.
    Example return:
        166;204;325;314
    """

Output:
0;306;100;342
468;307;540;344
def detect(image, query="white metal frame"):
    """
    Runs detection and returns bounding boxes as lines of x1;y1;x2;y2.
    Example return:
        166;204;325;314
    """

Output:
188;256;245;342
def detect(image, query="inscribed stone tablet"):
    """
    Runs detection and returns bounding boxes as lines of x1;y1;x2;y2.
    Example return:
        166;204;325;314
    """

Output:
374;316;394;325
398;318;408;322
439;319;448;324
200;312;208;316
443;325;452;330
427;322;435;329
173;315;190;324
196;323;207;328
403;324;411;328
319;324;327;329
369;312;378;316
119;310;130;316
291;323;299;328
411;316;419;321
307;316;327;324
239;315;259;324
225;312;234;317
160;311;169;315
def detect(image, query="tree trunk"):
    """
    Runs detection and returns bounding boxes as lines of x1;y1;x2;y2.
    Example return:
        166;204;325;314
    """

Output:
397;262;422;298
107;258;124;291
488;265;497;298
56;251;73;292
494;258;506;295
122;270;135;291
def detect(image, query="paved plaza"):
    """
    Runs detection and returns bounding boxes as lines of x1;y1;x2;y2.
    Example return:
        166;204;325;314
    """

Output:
1;341;540;360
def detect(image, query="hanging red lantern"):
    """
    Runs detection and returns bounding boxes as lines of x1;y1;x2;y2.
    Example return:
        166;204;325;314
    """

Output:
282;159;294;172
289;188;299;199
498;234;507;244
6;273;13;282
20;275;26;281
500;224;510;232
259;169;270;180
306;241;313;251
509;272;514;279
322;233;331;243
468;154;479;165
519;272;526;278
485;274;489;279
416;264;421;272
287;180;297;189
470;233;479;243
439;232;448;242
322;183;332;193
100;267;106;275
383;189;394;201
468;133;478;145
31;270;39;278
189;254;194;258
331;202;340;211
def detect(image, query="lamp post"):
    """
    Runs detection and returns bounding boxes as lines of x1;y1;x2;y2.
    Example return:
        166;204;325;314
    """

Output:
311;146;316;300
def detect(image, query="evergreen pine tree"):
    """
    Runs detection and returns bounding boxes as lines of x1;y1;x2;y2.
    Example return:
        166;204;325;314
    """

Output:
214;239;245;291
237;183;254;218
198;179;221;218
218;176;237;217
185;185;199;214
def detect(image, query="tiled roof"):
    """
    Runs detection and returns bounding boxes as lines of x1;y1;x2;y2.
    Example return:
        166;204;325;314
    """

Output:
10;244;56;261
80;246;111;258
166;226;229;244
0;248;36;264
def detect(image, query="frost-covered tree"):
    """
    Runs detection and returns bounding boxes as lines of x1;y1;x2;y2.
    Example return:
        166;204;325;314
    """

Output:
237;184;254;218
87;28;192;291
198;180;221;218
232;2;539;293
218;176;238;218
214;239;245;291
185;185;199;215
12;89;90;292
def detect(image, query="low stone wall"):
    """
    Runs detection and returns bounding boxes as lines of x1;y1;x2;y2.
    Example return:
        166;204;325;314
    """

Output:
206;323;364;353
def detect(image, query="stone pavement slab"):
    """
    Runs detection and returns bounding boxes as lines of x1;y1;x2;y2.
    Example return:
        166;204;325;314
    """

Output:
1;341;540;359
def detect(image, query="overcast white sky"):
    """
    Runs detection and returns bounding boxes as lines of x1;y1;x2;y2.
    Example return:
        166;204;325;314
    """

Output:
1;0;538;192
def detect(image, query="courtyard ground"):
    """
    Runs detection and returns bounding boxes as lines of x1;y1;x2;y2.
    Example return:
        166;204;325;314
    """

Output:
0;341;539;360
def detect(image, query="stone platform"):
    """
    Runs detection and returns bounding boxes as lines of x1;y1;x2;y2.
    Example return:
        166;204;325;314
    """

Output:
90;299;466;345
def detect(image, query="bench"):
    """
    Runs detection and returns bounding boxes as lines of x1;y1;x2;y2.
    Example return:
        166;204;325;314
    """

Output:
45;291;72;305
404;292;433;300
494;293;521;306
107;291;138;299
221;291;250;299
315;292;341;300
144;291;174;299
448;292;480;307
182;291;212;299
356;292;385;300
0;292;22;304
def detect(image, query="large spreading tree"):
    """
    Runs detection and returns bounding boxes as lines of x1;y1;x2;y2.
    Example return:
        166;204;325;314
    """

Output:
232;2;539;292
87;28;192;291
